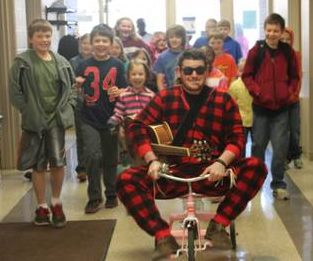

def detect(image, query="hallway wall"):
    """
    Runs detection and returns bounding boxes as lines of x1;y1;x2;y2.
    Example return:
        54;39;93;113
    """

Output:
0;0;21;169
300;0;313;160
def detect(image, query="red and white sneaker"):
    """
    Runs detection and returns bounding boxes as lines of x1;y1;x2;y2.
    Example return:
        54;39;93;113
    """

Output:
34;207;50;226
50;204;67;228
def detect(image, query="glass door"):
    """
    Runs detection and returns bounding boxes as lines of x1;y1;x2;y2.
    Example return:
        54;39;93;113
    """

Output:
233;0;268;57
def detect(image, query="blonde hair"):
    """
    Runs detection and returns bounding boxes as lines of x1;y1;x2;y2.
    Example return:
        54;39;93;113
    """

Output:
217;19;231;29
208;32;224;42
114;17;138;40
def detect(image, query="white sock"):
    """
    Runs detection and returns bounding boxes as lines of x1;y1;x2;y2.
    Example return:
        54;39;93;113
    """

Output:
38;203;49;209
51;197;62;206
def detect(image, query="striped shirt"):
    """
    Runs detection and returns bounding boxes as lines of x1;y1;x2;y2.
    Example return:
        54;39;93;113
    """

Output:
110;86;155;124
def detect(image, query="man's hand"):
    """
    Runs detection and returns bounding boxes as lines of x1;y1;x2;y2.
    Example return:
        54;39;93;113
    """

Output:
201;161;228;182
144;151;161;180
147;160;163;180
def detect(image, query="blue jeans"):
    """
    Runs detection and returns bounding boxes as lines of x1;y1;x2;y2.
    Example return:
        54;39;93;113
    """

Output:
252;109;289;189
287;102;302;161
81;121;118;201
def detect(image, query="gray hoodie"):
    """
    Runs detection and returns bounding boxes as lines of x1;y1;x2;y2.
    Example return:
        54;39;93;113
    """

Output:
9;49;76;133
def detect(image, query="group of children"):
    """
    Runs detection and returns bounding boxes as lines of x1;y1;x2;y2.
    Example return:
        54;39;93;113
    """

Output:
9;19;162;224
9;13;303;227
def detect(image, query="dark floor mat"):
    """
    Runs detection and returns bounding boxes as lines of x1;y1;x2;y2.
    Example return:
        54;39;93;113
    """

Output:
0;219;116;261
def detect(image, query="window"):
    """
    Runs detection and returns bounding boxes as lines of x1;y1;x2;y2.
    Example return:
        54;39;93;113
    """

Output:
273;0;288;24
73;0;166;37
233;0;268;57
76;0;100;35
108;0;166;33
176;0;220;45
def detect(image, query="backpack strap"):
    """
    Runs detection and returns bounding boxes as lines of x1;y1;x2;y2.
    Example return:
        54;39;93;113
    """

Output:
253;40;266;77
172;88;214;146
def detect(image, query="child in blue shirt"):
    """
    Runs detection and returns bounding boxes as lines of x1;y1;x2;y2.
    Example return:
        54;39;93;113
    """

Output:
217;19;243;64
153;25;186;91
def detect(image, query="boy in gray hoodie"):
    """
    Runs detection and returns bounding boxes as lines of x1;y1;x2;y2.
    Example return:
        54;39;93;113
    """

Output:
9;19;76;228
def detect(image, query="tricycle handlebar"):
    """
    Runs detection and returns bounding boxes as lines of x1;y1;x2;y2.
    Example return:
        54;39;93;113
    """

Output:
158;172;211;183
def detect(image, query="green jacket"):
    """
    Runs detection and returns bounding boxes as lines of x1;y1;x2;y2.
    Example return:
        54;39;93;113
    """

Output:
9;50;76;133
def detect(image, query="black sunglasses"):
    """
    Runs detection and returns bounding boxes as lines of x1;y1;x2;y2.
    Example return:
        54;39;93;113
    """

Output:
182;66;206;75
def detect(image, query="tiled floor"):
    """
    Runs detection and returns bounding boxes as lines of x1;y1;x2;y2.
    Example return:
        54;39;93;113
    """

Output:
0;138;312;261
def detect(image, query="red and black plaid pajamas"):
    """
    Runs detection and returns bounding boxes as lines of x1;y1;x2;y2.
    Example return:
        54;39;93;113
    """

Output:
117;86;268;237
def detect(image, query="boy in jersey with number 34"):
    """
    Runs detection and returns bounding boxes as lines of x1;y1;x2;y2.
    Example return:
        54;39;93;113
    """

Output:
76;24;127;214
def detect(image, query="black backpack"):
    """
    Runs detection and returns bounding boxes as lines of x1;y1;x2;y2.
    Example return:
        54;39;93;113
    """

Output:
253;40;293;78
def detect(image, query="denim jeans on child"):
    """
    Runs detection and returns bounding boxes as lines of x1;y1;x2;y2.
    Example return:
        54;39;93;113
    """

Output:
252;109;289;189
81;122;118;201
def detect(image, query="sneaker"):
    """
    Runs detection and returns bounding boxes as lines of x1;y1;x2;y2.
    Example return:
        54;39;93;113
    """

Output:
152;235;179;260
294;158;303;169
273;188;290;200
105;198;118;208
205;220;232;249
50;204;67;228
34;207;50;226
85;199;103;214
77;171;87;182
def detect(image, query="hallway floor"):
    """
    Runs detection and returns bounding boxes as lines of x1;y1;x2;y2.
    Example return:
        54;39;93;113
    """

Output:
0;138;312;261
